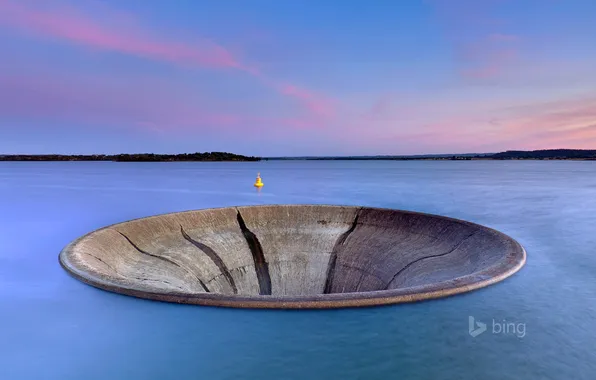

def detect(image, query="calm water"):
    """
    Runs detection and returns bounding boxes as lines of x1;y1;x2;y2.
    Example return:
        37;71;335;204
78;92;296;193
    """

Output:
1;161;596;379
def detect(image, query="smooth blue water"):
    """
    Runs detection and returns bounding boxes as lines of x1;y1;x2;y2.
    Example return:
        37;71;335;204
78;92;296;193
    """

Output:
1;161;596;379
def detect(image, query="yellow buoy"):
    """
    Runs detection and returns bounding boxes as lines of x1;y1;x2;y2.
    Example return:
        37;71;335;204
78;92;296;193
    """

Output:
254;172;264;188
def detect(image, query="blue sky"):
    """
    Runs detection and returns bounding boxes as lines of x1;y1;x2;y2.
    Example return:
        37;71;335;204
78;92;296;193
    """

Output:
1;0;595;156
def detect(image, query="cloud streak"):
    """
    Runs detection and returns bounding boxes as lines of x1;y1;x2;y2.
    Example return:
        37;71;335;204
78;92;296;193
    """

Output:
335;93;596;154
0;70;329;137
279;85;336;118
0;0;251;71
0;0;335;123
497;97;596;147
0;73;241;131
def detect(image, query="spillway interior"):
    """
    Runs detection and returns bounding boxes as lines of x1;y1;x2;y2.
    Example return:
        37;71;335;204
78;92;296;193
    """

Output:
60;205;525;307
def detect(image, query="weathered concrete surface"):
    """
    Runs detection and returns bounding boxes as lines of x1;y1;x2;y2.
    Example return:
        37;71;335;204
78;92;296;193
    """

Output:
59;205;526;309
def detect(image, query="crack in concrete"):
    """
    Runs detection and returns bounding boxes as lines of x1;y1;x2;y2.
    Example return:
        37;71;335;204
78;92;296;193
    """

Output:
117;231;210;293
180;225;237;294
82;251;186;290
384;231;478;290
323;208;362;294
236;210;272;295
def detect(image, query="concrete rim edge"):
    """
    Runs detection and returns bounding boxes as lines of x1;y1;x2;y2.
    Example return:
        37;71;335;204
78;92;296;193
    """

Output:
58;205;527;309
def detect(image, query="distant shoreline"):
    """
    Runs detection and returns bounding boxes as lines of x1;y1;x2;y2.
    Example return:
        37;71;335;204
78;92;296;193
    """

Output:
266;157;596;161
265;149;596;161
1;149;595;162
0;152;260;162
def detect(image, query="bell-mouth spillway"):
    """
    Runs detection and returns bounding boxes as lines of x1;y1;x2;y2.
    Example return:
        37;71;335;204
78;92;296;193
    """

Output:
59;205;526;309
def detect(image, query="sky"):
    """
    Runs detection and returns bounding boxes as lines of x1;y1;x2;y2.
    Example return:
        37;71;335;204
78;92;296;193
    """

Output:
0;0;595;156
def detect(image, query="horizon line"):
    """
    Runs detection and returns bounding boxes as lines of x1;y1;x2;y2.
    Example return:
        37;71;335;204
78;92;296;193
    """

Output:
2;148;596;159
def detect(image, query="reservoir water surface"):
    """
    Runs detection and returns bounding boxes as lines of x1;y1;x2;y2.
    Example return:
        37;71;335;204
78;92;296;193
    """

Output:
1;160;595;379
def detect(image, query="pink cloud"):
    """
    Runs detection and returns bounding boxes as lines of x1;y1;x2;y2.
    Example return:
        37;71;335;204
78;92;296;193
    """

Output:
391;119;497;150
496;97;596;148
0;0;250;71
414;97;596;151
524;124;596;149
0;73;245;132
280;85;336;118
337;93;596;153
447;97;596;150
0;69;333;136
0;0;335;123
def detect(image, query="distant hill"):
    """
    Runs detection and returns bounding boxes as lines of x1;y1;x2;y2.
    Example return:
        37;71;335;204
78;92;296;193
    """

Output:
0;152;260;162
490;149;596;160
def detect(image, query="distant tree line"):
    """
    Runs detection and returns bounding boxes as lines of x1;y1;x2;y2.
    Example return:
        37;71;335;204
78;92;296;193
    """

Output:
0;152;261;162
2;149;596;162
490;149;596;160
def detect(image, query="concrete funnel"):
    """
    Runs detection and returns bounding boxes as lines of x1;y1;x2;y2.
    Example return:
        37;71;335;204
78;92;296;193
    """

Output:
59;205;526;308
